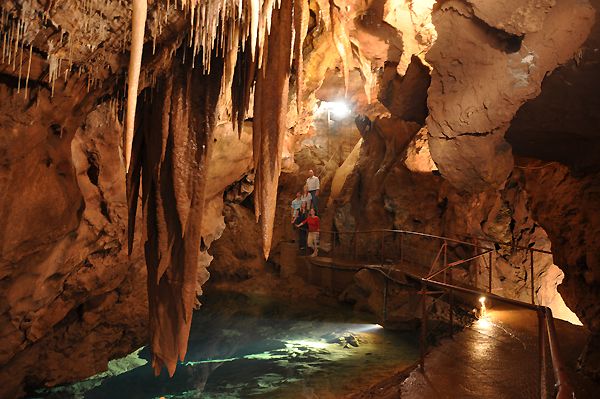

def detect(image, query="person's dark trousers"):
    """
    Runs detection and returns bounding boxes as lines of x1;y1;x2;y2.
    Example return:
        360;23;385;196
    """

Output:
299;228;308;250
309;190;318;214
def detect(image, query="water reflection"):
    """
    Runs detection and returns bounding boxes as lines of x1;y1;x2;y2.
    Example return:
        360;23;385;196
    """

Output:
37;290;419;399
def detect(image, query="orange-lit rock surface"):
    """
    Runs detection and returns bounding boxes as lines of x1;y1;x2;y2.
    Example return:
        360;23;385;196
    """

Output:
426;0;595;192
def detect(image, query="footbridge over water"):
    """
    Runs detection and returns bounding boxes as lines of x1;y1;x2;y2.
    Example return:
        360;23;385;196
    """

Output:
281;229;580;399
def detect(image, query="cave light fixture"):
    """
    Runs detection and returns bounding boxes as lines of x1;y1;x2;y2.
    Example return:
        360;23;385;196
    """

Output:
318;100;352;120
479;296;487;318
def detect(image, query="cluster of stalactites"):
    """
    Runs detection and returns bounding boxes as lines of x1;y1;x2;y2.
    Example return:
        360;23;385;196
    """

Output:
0;3;47;97
127;0;312;260
125;0;310;377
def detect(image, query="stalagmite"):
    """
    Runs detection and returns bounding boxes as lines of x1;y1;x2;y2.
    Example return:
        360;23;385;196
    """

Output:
124;0;147;172
252;0;294;259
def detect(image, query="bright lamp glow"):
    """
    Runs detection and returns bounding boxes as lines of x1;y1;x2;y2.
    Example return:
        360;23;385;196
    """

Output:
478;296;487;318
319;101;351;119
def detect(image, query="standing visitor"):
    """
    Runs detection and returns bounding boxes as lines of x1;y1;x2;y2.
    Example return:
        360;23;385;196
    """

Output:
292;202;308;251
296;208;320;257
305;169;320;214
291;192;303;218
300;185;312;211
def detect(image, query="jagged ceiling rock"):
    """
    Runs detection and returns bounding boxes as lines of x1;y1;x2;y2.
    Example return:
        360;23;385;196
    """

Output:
0;1;182;91
426;0;595;192
465;0;556;35
351;1;403;68
378;55;430;124
506;0;600;174
382;0;436;73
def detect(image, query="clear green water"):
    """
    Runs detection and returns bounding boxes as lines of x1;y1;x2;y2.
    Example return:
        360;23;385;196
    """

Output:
36;290;419;399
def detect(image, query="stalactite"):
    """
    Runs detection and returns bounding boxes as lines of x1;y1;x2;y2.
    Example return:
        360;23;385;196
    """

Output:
124;0;148;173
293;0;309;114
354;46;374;104
24;44;31;98
127;48;224;377
252;0;294;259
316;0;331;31
120;0;307;378
329;0;352;96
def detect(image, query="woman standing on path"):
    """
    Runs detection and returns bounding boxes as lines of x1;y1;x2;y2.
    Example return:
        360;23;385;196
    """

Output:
296;208;320;257
292;202;309;251
300;185;312;212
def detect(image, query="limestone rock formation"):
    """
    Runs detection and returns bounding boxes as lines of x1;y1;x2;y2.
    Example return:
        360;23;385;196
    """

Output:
426;0;595;192
523;163;600;374
0;94;147;398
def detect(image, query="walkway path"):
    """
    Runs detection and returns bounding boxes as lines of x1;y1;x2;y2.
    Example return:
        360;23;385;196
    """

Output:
300;254;599;398
400;304;596;399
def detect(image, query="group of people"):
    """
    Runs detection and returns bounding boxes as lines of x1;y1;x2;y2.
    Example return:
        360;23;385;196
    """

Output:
290;170;321;256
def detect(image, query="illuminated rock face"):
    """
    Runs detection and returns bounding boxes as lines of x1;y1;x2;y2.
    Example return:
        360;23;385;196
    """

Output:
426;0;595;192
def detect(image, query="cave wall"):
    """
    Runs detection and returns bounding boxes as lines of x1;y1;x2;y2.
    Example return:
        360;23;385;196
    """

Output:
524;164;600;374
426;0;595;192
423;0;600;371
0;80;255;396
0;86;148;397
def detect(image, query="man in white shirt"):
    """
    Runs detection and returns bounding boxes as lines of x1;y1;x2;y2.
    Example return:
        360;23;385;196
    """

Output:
305;169;320;214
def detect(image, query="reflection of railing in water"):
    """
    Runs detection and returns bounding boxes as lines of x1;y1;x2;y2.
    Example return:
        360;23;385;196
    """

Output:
311;228;571;399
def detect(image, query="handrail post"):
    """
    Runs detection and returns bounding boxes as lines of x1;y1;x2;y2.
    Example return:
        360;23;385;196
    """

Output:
449;283;454;337
443;241;448;284
545;307;575;399
383;278;388;323
488;251;493;294
420;284;427;371
353;231;357;261
381;230;385;266
530;250;535;305
538;308;546;399
400;233;404;266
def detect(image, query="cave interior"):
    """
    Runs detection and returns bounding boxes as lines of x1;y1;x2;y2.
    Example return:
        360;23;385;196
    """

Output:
1;0;600;398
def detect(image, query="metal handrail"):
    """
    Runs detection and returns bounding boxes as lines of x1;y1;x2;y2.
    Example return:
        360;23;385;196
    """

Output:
321;228;553;254
545;307;575;399
299;226;572;399
419;278;575;399
322;228;495;251
426;249;493;280
324;227;546;305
